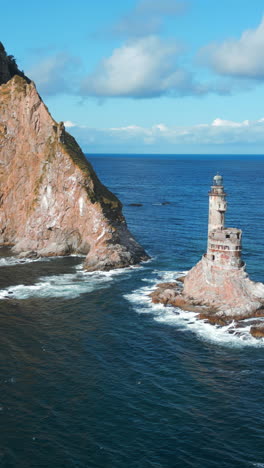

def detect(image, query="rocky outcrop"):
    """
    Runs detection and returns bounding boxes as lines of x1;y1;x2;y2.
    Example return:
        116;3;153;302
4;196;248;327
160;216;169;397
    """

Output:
0;45;148;270
150;259;264;337
183;256;264;317
150;171;264;338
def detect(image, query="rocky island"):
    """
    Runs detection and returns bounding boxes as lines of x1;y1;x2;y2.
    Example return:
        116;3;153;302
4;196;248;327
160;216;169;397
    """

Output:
151;174;264;338
0;43;148;271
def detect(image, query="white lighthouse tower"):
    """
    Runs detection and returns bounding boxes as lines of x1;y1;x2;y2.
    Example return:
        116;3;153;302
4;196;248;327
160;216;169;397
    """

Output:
208;174;227;238
206;174;242;269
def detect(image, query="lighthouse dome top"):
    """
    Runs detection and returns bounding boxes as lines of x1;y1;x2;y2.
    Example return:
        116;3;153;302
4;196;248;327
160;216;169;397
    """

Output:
213;174;223;186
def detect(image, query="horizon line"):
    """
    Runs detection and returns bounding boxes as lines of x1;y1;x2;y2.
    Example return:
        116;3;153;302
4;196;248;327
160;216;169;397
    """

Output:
85;153;264;157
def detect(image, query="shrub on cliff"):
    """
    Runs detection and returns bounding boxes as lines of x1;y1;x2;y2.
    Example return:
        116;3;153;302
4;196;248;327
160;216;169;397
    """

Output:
0;42;30;85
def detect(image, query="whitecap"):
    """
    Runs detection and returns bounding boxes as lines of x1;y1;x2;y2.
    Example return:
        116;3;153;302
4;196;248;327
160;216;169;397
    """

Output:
124;270;264;348
0;271;114;300
0;263;141;300
75;263;143;277
0;256;49;267
0;253;86;268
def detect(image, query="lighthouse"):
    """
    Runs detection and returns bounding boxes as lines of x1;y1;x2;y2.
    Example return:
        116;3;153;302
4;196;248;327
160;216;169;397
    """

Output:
153;172;264;328
208;174;227;236
206;174;243;269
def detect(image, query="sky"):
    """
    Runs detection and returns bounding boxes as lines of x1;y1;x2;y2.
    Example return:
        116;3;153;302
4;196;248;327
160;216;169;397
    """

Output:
2;0;264;154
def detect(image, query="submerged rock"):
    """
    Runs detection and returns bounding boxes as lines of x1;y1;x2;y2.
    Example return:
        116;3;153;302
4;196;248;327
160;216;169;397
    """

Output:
0;43;149;271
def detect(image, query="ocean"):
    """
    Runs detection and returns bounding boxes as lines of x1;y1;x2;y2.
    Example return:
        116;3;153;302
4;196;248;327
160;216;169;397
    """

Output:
1;156;264;468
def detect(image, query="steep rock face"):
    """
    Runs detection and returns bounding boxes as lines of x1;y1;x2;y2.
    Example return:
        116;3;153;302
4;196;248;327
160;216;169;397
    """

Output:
183;257;264;316
0;74;148;270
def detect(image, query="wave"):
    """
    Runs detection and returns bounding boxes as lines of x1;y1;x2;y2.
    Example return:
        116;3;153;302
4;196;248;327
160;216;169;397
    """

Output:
124;270;264;349
0;254;86;268
0;264;141;300
0;256;51;267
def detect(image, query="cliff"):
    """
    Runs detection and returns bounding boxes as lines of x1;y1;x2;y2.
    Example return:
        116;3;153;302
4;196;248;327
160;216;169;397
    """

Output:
0;44;148;270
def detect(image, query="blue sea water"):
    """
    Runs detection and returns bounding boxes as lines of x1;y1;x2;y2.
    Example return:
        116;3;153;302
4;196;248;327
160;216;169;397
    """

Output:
1;155;264;468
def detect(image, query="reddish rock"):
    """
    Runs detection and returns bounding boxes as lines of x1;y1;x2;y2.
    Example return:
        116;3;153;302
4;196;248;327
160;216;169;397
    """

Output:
250;324;264;339
183;257;264;318
150;282;180;304
153;282;179;290
176;276;185;283
198;313;230;326
0;44;148;270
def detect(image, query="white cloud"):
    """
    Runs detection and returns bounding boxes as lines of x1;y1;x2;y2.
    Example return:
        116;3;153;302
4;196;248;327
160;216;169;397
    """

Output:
27;53;81;96
111;0;188;37
80;36;202;98
199;17;264;79
64;120;77;128
211;118;250;128
67;117;264;151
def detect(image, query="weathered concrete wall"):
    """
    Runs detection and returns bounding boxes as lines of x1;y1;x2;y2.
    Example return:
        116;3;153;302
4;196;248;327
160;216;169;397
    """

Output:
207;227;242;268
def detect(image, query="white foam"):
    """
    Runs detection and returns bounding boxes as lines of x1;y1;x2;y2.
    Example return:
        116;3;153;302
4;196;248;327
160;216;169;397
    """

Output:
76;263;142;277
0;256;49;267
0;263;141;300
0;272;111;300
0;254;86;268
124;270;264;348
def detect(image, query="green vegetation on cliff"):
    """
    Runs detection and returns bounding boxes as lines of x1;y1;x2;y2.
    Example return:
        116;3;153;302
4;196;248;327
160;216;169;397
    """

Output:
0;42;30;86
61;129;122;215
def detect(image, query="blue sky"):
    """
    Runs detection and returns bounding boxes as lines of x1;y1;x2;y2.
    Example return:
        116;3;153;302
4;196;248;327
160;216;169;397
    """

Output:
2;0;264;154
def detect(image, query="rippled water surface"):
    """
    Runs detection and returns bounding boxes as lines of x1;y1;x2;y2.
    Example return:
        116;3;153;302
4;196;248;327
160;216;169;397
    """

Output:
1;156;264;468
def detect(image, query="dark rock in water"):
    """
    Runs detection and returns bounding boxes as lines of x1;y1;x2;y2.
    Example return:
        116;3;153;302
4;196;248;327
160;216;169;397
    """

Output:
0;43;149;271
250;324;264;339
149;282;206;312
19;251;39;259
198;312;231;326
177;276;185;283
